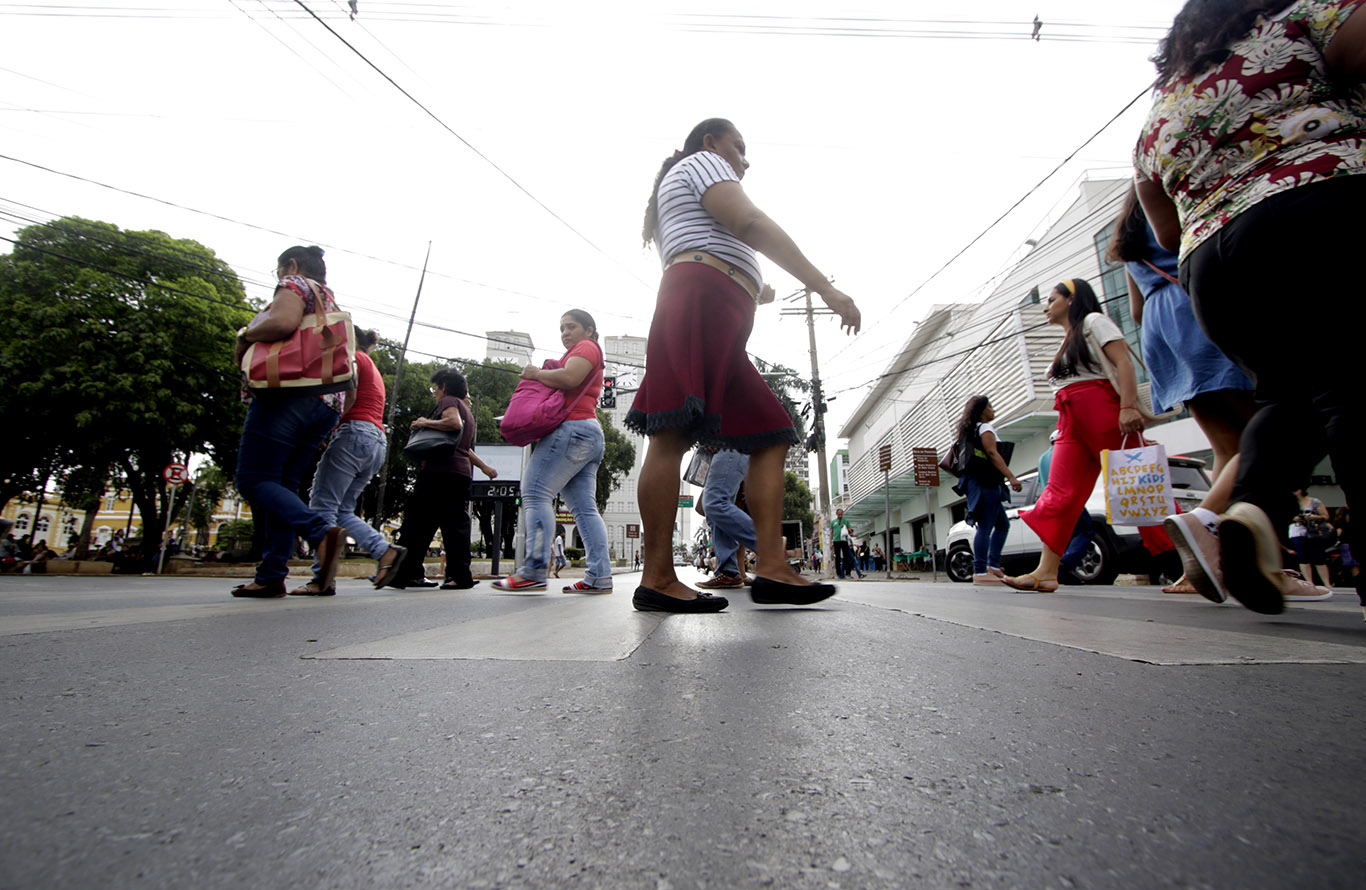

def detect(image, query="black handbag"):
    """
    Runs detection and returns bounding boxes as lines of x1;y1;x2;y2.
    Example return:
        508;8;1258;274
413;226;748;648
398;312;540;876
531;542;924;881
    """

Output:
403;426;460;460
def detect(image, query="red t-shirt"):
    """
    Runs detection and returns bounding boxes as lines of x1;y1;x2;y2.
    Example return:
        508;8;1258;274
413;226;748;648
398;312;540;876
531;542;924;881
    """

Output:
564;339;603;421
339;351;385;430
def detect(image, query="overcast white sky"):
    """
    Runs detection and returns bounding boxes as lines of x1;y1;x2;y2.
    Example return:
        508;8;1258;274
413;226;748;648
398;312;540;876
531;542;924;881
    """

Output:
0;0;1187;467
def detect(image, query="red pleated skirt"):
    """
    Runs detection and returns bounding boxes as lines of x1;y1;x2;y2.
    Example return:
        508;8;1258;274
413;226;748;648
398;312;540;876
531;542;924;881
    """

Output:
624;262;798;453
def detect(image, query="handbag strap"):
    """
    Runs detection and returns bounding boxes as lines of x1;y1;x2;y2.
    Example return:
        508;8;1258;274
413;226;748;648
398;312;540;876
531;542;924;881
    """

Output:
1142;259;1181;288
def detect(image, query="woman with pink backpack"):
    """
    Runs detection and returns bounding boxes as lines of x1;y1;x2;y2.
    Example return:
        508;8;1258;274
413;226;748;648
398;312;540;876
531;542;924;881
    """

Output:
493;310;612;593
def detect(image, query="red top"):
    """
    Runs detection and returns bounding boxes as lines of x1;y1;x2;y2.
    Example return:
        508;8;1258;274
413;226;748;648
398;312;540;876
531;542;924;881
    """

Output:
339;351;385;430
564;339;604;421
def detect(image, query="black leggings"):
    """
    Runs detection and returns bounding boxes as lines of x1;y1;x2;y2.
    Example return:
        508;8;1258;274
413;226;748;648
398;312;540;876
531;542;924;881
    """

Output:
1181;176;1366;602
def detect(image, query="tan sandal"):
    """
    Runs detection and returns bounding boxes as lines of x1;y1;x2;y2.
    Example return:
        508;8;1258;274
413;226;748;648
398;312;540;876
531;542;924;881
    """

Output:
1002;573;1059;593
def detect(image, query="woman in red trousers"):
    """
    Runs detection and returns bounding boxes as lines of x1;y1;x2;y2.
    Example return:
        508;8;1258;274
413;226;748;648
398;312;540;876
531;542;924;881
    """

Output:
1004;278;1145;592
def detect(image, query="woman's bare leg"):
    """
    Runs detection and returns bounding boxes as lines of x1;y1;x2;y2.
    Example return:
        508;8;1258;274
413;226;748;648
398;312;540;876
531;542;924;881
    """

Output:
639;429;698;600
1187;391;1257;513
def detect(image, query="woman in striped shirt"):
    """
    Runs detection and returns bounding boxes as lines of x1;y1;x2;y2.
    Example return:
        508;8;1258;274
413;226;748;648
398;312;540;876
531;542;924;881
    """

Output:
626;118;860;613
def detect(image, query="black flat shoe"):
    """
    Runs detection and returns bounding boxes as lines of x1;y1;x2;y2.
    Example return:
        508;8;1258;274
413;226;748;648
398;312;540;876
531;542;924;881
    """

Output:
632;585;728;613
407;578;439;588
750;576;837;606
440;580;479;590
231;582;287;599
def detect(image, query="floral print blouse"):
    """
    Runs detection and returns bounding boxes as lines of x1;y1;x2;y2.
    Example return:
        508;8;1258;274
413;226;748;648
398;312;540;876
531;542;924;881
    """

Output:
1135;0;1366;260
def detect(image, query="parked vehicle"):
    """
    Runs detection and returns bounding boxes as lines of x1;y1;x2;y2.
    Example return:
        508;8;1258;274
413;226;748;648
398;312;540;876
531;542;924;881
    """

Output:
945;456;1212;585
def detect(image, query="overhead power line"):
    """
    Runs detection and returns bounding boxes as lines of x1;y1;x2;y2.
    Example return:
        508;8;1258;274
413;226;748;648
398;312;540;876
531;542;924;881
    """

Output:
287;0;650;288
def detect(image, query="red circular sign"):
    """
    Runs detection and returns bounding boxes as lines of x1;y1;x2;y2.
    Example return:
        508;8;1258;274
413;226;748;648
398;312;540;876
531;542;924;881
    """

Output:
162;463;189;485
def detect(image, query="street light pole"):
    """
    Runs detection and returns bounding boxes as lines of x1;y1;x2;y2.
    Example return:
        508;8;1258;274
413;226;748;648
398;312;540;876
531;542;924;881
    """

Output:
373;242;432;531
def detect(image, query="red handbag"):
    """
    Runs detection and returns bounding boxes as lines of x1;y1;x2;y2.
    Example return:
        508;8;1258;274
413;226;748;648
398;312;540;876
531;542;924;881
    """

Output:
241;280;357;396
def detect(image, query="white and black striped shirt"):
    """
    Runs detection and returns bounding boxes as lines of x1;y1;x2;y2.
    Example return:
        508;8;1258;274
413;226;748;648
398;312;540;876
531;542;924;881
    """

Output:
655;151;763;294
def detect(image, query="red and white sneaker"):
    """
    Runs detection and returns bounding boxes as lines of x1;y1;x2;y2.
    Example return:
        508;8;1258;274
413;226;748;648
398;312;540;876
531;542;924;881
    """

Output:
562;579;613;593
491;576;546;592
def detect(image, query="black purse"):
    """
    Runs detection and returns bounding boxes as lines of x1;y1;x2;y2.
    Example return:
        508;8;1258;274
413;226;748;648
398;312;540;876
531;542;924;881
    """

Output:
938;434;973;477
404;426;460;460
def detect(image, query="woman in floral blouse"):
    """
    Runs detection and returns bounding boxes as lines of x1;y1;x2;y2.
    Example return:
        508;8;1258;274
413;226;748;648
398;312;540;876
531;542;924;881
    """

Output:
1134;0;1366;617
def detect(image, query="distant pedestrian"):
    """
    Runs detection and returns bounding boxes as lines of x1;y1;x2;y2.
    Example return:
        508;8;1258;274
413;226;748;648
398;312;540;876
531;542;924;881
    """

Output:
552;526;567;579
953;396;1023;585
697;450;757;590
830;508;856;579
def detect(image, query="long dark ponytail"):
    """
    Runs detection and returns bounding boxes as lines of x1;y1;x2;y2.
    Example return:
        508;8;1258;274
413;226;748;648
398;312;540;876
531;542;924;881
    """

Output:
1152;0;1286;86
1047;278;1105;379
1105;185;1151;264
955;395;991;443
641;117;736;247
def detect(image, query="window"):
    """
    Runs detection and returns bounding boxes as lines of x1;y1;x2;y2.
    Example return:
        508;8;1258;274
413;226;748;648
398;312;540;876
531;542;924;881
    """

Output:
15;513;30;531
36;516;50;533
1093;225;1148;385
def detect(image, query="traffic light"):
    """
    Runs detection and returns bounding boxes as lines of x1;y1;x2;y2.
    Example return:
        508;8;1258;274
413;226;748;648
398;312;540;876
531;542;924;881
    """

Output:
601;375;617;409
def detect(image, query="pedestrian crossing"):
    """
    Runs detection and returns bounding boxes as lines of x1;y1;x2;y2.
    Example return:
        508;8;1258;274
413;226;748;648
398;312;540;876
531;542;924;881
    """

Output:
2;575;1362;665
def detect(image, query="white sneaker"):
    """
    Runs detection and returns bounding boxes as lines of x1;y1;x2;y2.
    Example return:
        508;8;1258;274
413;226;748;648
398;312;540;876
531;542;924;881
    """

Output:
1281;571;1333;602
1164;512;1227;604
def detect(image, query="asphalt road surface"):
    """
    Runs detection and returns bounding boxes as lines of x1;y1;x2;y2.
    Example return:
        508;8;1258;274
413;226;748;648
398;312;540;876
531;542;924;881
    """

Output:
1;571;1363;889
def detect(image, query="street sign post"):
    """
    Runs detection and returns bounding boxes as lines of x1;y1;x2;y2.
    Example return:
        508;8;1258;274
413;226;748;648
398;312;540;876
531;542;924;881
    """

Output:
162;463;188;486
912;448;939;487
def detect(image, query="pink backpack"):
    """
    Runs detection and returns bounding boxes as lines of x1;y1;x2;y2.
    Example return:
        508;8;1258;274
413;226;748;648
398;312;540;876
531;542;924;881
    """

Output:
499;347;601;446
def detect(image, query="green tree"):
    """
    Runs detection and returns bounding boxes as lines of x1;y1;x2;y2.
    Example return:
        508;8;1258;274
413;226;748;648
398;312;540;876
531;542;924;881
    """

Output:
0;217;253;546
595;408;636;513
756;360;811;440
783;471;816;533
463;359;521;443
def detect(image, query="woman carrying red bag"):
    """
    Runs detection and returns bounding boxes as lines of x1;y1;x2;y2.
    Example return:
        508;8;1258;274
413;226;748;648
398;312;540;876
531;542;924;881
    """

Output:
492;310;611;593
230;246;347;598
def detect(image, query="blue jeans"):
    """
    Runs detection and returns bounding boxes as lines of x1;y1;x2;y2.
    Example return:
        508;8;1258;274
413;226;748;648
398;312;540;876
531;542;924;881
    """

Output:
307;420;391;582
702;451;756;575
963;474;1009;574
235;396;339;584
521;420;610;583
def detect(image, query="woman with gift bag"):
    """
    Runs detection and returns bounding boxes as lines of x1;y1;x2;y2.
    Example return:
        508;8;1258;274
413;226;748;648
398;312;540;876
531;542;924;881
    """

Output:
1004;278;1150;593
230;246;348;598
952;396;1023;585
492;310;611;594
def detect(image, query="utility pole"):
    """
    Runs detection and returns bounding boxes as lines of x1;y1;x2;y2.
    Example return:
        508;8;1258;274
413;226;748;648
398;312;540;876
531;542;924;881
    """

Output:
782;287;838;578
373;242;432;531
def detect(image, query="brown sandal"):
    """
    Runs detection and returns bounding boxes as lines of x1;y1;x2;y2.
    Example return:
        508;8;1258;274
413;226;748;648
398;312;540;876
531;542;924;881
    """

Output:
1002;573;1059;593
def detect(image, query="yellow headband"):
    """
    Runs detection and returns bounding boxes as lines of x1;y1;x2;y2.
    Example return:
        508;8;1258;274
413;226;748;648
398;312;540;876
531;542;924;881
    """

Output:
1061;278;1075;297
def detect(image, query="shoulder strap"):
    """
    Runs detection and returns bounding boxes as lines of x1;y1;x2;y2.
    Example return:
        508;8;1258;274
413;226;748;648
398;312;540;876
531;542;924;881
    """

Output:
1142;259;1181;287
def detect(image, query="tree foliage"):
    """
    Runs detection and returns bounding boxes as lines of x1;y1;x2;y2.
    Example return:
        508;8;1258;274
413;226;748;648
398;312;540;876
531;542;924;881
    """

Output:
0;217;253;546
783;471;816;533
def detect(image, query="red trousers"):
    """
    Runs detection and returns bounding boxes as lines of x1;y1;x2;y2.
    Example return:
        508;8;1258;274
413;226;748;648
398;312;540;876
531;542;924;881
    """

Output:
1023;380;1172;556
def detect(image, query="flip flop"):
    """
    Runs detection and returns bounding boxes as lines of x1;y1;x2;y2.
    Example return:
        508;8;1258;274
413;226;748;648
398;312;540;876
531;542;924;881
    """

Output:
1162;575;1199;594
1002;573;1059;593
372;545;408;590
